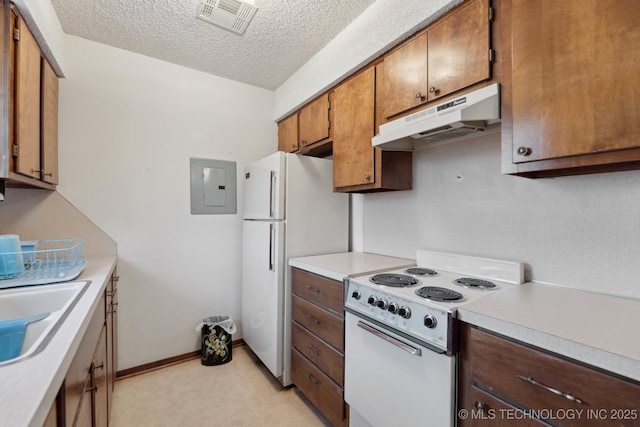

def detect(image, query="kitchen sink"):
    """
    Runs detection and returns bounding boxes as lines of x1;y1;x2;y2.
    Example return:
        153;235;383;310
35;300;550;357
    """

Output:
0;281;90;366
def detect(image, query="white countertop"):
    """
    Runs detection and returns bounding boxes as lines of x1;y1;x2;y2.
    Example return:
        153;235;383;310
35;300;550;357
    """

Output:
290;252;640;383
458;281;640;382
0;256;117;427
289;252;415;281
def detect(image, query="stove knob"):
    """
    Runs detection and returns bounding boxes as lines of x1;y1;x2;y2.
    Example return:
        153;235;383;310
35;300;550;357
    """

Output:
398;306;412;319
351;290;361;300
424;315;437;329
367;296;377;306
376;299;388;310
388;302;399;314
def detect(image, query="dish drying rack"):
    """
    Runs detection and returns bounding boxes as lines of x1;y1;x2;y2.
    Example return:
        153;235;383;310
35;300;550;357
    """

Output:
0;239;86;289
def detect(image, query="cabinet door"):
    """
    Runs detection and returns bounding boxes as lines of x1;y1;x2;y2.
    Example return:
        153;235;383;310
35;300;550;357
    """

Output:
333;67;375;188
93;326;108;427
427;0;490;102
381;32;428;119
299;93;331;147
107;271;119;414
74;374;93;427
41;58;58;184
509;0;640;164
277;113;298;153
14;14;41;180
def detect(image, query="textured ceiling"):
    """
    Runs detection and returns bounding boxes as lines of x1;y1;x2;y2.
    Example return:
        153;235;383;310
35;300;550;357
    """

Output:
50;0;376;90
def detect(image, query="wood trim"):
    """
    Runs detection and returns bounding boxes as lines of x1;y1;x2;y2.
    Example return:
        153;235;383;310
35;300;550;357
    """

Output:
0;0;9;178
116;339;245;380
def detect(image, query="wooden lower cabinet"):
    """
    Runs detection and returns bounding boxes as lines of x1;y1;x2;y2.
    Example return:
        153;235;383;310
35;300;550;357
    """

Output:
56;269;118;427
291;268;348;426
459;322;640;427
92;326;108;427
106;270;119;415
65;292;105;427
292;349;346;426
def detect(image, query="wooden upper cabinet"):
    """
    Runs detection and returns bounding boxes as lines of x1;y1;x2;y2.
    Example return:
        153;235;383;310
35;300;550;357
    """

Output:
382;0;491;120
333;65;412;193
277;113;298;153
503;0;640;177
427;0;491;101
41;59;58;184
381;32;429;119
6;7;59;188
14;13;41;180
333;67;375;188
299;92;331;147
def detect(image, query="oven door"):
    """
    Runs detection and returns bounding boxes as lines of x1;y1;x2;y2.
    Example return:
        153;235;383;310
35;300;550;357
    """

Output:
345;312;455;427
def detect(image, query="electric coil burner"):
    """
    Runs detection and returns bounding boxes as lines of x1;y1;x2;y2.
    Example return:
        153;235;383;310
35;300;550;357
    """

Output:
405;267;439;276
415;286;463;302
369;273;418;287
453;277;497;290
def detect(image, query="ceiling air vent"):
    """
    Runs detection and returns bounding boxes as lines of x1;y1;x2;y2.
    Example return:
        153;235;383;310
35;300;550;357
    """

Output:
197;0;258;35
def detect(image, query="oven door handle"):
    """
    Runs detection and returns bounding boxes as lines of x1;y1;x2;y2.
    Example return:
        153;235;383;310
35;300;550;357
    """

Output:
357;321;422;356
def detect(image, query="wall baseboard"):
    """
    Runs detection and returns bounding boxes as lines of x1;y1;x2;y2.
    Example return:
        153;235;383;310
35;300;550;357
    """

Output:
116;339;246;380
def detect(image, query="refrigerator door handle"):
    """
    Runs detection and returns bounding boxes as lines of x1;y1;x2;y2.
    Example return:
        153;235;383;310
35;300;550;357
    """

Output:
268;223;275;271
269;171;276;218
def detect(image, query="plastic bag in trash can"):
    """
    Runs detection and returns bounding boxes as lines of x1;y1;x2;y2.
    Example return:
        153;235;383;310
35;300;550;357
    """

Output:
195;316;236;366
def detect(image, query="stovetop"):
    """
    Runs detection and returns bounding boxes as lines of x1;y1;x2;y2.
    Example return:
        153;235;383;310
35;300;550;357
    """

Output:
344;250;524;353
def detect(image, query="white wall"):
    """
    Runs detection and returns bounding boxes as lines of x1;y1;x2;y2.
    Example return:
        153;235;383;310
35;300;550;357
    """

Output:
362;134;640;300
57;35;276;370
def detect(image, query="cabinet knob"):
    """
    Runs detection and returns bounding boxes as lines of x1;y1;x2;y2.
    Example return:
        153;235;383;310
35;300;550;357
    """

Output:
429;86;437;94
415;92;423;99
474;401;486;414
517;146;532;156
364;174;370;181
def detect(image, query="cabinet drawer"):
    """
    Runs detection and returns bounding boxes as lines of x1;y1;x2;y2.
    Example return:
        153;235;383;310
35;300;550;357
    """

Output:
292;349;345;427
292;322;344;387
464;386;549;426
292;295;344;352
469;328;640;427
292;268;344;316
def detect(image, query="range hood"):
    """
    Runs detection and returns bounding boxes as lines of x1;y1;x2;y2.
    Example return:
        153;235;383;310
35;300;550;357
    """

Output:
372;83;500;151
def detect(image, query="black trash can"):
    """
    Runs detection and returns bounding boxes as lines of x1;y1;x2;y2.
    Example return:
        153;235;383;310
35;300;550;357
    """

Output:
199;316;236;366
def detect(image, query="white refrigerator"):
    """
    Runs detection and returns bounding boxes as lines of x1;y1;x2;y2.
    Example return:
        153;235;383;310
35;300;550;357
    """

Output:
241;152;348;386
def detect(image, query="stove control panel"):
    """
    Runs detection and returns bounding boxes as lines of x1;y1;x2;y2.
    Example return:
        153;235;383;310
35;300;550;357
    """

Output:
344;281;453;351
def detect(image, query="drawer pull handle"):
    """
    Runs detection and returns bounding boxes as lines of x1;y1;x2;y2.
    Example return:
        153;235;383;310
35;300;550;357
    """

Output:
94;362;105;371
474;401;486;414
306;374;319;386
305;285;321;294
517;375;583;404
305;344;320;356
305;314;320;325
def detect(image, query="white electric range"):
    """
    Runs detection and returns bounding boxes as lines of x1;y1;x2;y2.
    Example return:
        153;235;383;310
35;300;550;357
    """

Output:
344;250;524;427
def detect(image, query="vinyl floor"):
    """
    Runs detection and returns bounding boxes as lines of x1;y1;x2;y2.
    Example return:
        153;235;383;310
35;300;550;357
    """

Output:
110;345;331;426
